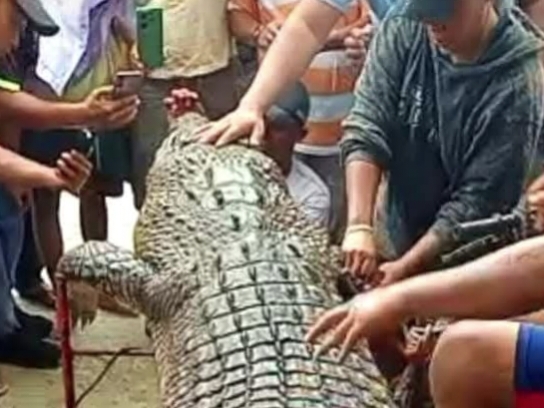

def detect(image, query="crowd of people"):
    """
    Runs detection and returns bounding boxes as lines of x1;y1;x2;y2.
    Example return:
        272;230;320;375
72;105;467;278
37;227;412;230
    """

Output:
2;0;544;406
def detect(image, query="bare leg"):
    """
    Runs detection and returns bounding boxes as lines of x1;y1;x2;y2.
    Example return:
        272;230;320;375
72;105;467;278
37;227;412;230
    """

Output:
79;187;107;242
430;320;517;408
33;188;62;289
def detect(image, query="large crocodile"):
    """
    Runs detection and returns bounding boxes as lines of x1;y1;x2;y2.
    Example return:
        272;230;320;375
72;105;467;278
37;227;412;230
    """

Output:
57;112;394;408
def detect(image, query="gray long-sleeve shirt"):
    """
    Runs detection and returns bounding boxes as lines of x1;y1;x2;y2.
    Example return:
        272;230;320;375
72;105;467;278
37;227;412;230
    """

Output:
341;6;544;258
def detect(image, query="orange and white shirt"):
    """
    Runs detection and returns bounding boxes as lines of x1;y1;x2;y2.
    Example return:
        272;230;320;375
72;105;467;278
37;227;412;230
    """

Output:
229;0;370;148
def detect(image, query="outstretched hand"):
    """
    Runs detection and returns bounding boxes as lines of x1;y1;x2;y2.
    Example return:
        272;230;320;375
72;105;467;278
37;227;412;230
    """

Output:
84;86;140;130
164;88;201;118
54;150;93;195
306;288;403;361
196;106;266;147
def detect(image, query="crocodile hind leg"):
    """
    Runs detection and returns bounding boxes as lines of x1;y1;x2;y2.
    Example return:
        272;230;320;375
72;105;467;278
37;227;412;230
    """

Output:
56;240;156;327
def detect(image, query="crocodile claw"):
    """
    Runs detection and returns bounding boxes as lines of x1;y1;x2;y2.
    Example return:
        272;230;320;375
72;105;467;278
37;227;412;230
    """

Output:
67;281;99;330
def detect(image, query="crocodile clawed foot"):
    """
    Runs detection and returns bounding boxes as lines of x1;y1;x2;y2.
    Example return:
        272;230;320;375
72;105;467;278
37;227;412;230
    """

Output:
68;281;99;330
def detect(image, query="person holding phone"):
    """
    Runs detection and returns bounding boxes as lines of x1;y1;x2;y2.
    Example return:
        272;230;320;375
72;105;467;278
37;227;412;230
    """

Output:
0;0;96;378
16;0;140;314
131;0;240;210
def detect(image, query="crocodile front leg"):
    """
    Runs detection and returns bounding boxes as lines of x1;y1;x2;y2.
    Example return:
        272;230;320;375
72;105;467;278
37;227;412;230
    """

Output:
56;241;156;325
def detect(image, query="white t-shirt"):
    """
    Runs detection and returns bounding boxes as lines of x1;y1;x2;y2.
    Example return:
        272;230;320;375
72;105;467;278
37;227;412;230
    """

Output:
286;157;331;228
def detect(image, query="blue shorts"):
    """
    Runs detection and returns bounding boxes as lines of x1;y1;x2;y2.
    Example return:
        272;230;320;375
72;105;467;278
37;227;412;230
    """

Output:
515;324;544;407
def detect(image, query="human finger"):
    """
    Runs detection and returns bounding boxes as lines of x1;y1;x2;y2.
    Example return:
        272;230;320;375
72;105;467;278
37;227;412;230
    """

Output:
361;257;380;286
91;85;115;100
58;158;90;183
339;323;365;362
215;125;247;147
344;36;359;48
66;151;92;173
305;306;349;344
106;104;139;127
342;249;354;272
528;172;544;193
313;314;354;359
528;190;544;207
197;120;229;144
346;48;364;61
248;118;265;147
266;29;277;43
349;252;364;278
57;158;78;180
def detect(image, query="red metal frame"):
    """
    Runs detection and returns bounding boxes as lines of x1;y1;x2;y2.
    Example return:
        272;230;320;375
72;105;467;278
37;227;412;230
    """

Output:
55;276;153;408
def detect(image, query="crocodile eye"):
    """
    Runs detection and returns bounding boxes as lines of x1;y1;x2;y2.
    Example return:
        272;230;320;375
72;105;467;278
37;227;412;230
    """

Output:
212;190;224;207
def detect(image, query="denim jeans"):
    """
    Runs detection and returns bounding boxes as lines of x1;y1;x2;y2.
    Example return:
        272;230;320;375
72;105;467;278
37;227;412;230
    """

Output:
14;210;42;294
0;212;24;338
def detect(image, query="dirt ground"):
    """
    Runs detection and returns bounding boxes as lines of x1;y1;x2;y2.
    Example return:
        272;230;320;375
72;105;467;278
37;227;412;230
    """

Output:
0;188;160;408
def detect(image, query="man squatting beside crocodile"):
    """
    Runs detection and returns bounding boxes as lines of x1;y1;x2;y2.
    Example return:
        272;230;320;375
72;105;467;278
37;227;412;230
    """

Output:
166;86;332;227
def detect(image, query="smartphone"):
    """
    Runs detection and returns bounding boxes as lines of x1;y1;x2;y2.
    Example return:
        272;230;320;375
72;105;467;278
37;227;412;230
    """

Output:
74;129;96;160
136;7;164;69
113;70;144;98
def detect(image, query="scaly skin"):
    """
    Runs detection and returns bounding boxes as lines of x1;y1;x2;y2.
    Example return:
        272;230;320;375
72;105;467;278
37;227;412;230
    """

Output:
57;113;395;408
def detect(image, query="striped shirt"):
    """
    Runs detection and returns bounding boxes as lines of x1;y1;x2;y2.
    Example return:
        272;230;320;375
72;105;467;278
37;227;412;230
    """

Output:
229;0;370;146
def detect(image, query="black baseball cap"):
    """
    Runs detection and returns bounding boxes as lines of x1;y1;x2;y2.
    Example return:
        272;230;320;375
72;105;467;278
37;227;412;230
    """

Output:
391;0;457;22
266;81;310;129
16;0;59;36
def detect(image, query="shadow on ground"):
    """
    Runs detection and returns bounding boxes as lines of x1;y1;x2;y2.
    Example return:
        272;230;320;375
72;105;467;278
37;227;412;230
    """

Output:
2;305;159;408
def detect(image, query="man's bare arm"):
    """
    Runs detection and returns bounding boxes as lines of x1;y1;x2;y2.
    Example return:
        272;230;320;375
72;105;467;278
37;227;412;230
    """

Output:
390;229;444;279
228;4;261;46
240;0;343;113
0;145;59;188
521;0;544;30
346;160;382;227
0;90;91;130
391;236;544;321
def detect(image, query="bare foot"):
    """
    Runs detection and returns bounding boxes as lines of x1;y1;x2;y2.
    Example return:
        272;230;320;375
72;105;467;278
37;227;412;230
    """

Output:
98;293;138;317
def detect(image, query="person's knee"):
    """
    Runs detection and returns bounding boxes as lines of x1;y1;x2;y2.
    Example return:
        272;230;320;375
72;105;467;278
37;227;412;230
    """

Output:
430;320;517;407
431;321;481;376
